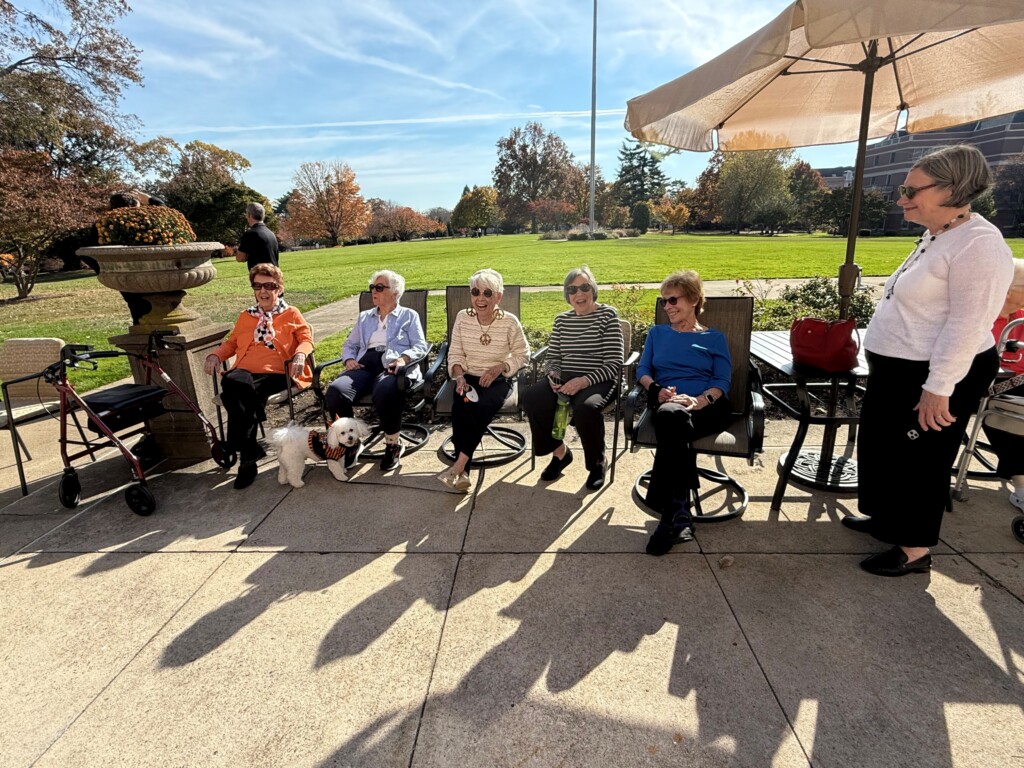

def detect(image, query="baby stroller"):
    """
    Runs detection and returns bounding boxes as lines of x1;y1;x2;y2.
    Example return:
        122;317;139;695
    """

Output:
43;330;233;515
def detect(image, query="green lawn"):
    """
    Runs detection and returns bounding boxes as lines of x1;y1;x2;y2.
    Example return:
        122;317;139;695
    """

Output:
4;232;1021;391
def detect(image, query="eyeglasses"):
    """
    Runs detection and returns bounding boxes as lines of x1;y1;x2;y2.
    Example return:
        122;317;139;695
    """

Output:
897;183;939;200
470;288;494;298
566;284;593;295
252;282;280;291
658;295;686;306
369;283;389;293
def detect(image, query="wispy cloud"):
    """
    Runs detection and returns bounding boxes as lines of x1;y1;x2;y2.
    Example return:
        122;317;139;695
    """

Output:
150;109;626;135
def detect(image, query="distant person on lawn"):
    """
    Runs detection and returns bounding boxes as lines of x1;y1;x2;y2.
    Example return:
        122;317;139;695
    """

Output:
235;202;279;271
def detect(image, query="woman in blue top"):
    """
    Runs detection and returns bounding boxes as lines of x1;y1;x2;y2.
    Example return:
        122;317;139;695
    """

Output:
324;270;428;472
637;270;732;555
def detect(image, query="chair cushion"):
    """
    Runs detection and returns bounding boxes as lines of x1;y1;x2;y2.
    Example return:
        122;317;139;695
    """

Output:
984;395;1024;436
634;409;750;458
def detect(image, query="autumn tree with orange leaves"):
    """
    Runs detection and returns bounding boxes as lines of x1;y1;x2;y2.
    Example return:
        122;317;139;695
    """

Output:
0;151;104;298
286;161;371;246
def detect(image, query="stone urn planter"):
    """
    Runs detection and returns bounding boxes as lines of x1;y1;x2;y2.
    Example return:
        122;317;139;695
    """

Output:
77;242;223;331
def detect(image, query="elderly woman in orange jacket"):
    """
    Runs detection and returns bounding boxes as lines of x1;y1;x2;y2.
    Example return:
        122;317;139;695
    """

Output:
204;264;313;489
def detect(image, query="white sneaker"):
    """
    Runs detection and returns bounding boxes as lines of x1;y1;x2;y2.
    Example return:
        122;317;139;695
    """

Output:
1010;490;1024;513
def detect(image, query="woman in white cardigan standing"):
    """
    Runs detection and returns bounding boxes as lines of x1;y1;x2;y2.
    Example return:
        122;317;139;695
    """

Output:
844;145;1014;576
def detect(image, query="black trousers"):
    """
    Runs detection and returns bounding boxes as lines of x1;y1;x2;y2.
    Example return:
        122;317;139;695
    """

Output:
521;375;615;471
220;369;288;463
646;397;732;520
324;349;404;435
981;382;1024;479
857;348;998;547
450;374;512;466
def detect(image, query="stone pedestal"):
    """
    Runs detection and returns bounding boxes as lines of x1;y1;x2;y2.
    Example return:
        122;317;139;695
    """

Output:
109;321;231;461
78;242;230;462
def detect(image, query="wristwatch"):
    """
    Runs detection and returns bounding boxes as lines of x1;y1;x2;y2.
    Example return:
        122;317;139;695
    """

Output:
703;389;717;404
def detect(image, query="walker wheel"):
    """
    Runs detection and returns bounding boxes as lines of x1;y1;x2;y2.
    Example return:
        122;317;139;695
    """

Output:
213;440;237;469
58;472;81;509
1012;516;1024;545
125;484;156;516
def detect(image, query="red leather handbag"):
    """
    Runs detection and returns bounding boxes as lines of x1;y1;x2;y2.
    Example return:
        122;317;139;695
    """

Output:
789;317;859;372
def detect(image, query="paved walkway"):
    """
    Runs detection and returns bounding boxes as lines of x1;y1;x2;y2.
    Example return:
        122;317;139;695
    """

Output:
1;415;1022;767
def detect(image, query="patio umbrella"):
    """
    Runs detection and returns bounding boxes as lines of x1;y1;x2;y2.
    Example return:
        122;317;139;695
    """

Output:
625;0;1024;317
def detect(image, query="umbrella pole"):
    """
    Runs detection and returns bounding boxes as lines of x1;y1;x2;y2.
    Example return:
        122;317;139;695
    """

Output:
839;41;879;320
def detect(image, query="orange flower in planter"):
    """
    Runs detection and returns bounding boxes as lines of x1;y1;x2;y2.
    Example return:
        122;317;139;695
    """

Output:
97;206;196;246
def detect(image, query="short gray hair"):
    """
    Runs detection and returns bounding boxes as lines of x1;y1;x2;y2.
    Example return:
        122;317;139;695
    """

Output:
563;265;598;302
912;145;992;208
470;268;503;294
246;202;266;221
371;269;405;301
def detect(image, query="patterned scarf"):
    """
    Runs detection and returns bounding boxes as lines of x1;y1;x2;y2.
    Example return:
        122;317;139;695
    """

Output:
247;297;288;350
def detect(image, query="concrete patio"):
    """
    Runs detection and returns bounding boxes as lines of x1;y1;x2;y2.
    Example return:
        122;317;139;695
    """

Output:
1;413;1022;767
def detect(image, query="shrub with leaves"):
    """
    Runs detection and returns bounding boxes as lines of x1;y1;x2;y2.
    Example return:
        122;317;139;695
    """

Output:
735;275;877;331
97;206;196;246
605;283;654;352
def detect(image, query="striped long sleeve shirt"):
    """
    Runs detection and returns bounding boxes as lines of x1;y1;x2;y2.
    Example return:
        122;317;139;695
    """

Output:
545;304;624;386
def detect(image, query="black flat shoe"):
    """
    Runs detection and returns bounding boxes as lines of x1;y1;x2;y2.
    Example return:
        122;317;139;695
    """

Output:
585;461;606;491
860;546;931;577
540;448;573;481
841;514;876;534
234;462;258;490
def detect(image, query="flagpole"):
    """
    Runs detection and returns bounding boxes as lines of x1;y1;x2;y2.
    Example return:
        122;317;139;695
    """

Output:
588;0;598;237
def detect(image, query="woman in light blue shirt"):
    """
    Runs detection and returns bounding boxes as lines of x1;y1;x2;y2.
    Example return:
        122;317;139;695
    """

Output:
324;270;428;471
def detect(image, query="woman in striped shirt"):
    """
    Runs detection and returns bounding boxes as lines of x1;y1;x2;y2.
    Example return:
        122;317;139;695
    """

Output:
441;268;531;491
522;266;624;491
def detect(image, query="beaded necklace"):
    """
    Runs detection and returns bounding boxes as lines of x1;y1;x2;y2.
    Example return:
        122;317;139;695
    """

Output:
885;211;969;301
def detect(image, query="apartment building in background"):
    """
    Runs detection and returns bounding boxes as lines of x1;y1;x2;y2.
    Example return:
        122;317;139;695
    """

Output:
859;110;1024;230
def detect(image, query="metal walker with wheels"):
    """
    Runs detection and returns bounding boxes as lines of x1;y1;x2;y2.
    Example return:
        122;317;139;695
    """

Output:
44;330;234;515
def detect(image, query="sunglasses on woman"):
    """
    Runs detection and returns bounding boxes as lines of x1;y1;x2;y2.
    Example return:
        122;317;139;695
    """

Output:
252;281;280;291
566;284;593;295
897;183;939;199
658;295;686;306
470;288;494;297
369;283;389;292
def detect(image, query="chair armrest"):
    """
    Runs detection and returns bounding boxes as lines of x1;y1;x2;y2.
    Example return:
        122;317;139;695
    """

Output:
530;346;549;386
396;343;433;393
312;354;346;399
747;358;766;456
622;350;640;390
623;383;646;440
423;341;449;403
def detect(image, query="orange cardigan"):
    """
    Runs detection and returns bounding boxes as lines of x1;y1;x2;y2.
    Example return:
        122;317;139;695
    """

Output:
213;307;315;388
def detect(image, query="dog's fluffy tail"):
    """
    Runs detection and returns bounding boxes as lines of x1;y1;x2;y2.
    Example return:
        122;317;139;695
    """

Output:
269;422;308;448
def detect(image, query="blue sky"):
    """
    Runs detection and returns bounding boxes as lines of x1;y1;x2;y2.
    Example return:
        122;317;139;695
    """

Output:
118;0;858;211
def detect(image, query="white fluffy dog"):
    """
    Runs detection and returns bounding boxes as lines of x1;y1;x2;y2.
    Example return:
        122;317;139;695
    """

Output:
270;418;371;487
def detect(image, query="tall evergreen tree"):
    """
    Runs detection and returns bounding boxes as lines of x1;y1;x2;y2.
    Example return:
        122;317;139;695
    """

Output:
613;139;669;209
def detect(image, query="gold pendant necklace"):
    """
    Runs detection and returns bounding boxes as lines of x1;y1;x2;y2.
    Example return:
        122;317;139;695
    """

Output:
477;316;493;346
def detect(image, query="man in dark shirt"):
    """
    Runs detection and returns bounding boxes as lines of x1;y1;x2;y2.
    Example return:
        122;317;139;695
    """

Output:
236;202;279;271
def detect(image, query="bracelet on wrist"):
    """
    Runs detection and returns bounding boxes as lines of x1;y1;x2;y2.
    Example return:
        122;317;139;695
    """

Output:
648;382;663;398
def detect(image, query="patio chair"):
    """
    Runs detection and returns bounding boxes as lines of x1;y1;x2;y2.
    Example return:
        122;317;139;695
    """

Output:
1;337;68;495
311;289;432;458
952;316;1024;514
529;318;640;483
431;284;528;467
624;296;764;522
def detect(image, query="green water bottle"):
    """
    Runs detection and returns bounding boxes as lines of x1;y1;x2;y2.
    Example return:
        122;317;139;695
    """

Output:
551;393;570;440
